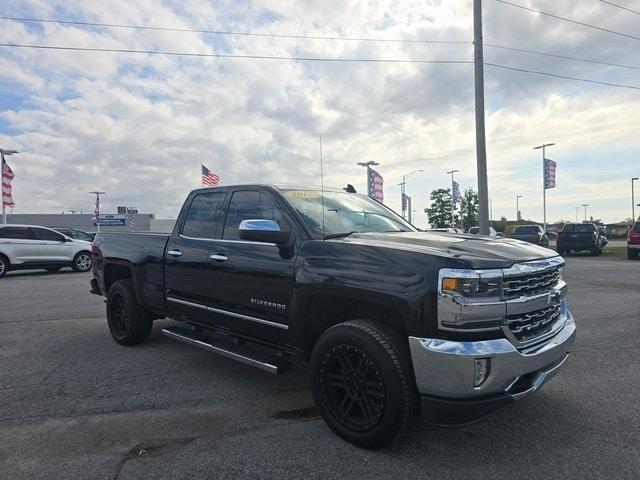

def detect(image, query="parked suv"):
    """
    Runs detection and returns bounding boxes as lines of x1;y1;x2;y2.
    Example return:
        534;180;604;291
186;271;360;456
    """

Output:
0;224;92;277
628;221;640;259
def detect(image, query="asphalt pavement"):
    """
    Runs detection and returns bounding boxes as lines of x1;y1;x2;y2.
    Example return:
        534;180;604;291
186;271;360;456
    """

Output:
0;256;639;479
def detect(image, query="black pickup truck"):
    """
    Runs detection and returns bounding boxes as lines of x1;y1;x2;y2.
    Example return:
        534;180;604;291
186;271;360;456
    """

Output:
556;223;606;256
90;184;576;449
509;225;549;247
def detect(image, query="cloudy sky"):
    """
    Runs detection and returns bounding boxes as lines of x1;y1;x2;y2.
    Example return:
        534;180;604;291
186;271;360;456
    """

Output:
1;0;639;226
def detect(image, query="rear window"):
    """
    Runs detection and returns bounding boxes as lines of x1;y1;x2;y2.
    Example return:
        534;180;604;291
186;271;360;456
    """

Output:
562;224;595;233
181;191;227;239
0;227;36;239
514;226;539;234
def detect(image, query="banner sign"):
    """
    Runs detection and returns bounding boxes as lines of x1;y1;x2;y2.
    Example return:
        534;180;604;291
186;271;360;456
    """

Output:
401;193;409;211
93;214;126;226
367;167;384;202
544;158;557;189
452;181;462;204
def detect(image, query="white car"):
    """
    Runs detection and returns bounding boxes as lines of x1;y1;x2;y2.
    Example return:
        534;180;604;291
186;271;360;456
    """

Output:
0;224;92;278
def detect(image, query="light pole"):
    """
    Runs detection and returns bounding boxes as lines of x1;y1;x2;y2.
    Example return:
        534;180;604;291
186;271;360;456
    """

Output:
516;195;523;222
357;161;379;196
399;170;422;220
89;191;107;231
632;177;639;221
446;170;459;229
1;149;18;224
582;203;589;222
534;143;555;233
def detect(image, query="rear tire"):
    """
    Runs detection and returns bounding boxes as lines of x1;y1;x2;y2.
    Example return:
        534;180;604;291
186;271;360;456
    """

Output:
0;254;9;278
311;319;419;449
106;279;153;345
591;245;600;256
72;251;92;272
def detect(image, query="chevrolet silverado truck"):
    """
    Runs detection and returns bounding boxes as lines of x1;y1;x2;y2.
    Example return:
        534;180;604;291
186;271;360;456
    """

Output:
90;185;576;449
557;223;605;256
509;225;549;247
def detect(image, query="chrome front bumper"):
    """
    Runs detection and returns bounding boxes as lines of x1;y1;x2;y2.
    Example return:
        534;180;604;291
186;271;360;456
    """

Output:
408;310;576;401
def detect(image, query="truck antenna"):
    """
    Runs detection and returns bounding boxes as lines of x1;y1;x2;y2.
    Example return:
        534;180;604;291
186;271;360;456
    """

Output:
319;136;326;240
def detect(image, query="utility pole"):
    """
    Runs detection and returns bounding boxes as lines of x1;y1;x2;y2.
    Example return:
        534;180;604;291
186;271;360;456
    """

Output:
1;149;18;225
516;195;523;222
446;169;459;229
474;0;490;235
632;177;638;222
582;203;589;222
534;142;555;233
89;191;106;232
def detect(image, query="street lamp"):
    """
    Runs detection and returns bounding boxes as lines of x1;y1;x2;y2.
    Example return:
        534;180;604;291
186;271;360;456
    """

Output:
399;170;423;220
1;149;18;224
446;170;459;229
632;177;639;221
582;203;589;222
534;143;555;233
356;161;379;199
516;195;523;222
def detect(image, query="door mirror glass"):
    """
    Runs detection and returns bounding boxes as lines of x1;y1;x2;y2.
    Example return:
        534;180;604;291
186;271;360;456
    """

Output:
239;219;290;244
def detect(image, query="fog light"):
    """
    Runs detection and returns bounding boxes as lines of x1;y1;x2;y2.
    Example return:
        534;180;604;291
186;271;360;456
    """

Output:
474;358;490;387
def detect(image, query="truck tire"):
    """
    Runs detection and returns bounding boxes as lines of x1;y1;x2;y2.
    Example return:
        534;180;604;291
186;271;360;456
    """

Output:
0;254;8;278
106;279;153;346
629;248;638;260
591;245;600;256
310;319;419;449
72;251;92;272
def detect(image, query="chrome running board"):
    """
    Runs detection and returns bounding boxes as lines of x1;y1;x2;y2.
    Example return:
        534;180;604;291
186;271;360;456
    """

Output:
161;327;289;374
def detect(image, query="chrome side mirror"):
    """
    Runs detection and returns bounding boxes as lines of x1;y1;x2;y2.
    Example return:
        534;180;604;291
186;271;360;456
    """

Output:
239;219;290;244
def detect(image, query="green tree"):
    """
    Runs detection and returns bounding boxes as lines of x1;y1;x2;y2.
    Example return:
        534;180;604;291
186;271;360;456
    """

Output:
459;188;479;230
425;188;458;228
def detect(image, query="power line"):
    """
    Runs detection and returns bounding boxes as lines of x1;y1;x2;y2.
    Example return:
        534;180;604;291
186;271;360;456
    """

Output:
598;0;640;16
0;42;473;64
485;62;640;90
0;15;471;45
494;0;640;42
485;43;640;70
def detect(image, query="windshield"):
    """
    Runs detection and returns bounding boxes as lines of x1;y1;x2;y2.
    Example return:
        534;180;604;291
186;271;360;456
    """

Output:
281;189;416;238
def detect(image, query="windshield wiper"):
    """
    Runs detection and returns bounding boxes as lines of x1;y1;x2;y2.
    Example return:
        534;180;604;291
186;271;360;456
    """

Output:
324;231;358;240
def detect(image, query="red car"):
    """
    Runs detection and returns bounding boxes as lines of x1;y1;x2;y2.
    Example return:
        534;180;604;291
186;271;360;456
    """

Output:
628;221;640;260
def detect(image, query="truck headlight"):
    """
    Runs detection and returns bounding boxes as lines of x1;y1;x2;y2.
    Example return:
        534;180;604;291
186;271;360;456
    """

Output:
440;271;503;298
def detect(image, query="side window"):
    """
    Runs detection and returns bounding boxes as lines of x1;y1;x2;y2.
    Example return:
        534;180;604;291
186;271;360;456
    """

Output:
181;191;227;239
0;227;37;240
33;228;66;241
223;191;289;240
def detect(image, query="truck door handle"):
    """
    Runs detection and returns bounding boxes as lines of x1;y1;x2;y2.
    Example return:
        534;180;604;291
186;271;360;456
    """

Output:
167;249;182;257
209;254;228;262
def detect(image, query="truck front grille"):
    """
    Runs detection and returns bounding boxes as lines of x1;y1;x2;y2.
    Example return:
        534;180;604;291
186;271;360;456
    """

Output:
506;303;562;343
503;268;561;298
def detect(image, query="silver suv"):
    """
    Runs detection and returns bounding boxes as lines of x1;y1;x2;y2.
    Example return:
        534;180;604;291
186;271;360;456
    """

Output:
0;224;92;278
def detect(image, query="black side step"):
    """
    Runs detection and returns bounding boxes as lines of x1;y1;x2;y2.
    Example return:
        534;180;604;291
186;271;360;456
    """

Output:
161;327;290;374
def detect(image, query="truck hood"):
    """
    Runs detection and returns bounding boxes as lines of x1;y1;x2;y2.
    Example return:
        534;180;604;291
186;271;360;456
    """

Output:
333;231;558;267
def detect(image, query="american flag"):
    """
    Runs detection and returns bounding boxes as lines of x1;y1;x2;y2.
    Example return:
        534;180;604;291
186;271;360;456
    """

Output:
128;213;135;230
201;164;220;187
1;154;15;207
91;197;100;225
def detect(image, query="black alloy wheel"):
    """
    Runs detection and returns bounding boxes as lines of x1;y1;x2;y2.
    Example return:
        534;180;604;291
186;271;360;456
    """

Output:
319;344;386;433
109;291;129;337
0;255;7;278
106;279;153;345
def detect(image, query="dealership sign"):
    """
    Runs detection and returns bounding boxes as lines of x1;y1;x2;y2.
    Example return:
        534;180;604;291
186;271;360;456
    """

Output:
93;214;126;226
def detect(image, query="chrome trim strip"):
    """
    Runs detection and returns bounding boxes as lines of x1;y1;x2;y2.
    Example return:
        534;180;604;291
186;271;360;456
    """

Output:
166;296;289;330
179;234;276;246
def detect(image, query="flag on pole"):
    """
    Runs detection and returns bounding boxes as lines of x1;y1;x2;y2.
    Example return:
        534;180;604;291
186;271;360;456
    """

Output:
452;181;462;204
367;167;384;202
91;197;100;225
201;164;220;187
544;159;557;189
1;155;15;207
128;213;135;230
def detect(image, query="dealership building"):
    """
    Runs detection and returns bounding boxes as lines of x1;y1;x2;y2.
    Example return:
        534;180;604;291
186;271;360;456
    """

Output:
3;212;175;233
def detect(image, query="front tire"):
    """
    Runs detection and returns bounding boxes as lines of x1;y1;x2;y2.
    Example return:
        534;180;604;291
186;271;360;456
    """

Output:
0;254;9;278
72;251;92;272
106;279;153;345
311;320;418;449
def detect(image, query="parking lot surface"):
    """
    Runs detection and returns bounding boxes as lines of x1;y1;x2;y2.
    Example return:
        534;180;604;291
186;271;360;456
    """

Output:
1;256;639;479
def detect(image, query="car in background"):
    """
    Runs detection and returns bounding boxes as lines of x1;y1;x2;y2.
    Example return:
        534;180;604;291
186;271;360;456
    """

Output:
429;228;457;233
467;226;498;236
556;223;605;256
0;224;92;278
53;228;95;242
509;225;549;247
627;221;640;260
